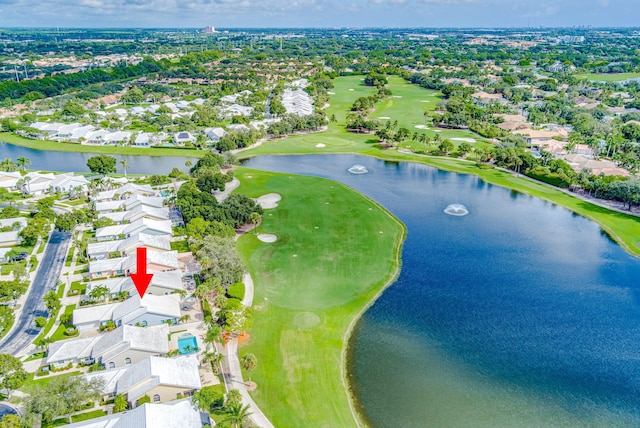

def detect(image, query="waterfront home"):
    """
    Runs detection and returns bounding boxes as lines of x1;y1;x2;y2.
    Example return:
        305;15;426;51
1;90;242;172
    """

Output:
21;172;55;195
83;355;201;408
45;324;169;369
95;194;164;213
98;204;170;224
64;399;208;428
73;293;182;330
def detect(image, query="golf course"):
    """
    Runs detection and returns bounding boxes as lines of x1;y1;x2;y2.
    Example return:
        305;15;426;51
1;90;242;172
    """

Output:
235;169;405;427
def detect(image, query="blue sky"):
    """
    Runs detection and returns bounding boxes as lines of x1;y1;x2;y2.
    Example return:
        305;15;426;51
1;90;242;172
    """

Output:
0;0;637;28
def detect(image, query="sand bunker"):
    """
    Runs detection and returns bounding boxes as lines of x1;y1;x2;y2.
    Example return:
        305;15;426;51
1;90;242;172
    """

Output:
378;116;391;120
348;89;354;91
255;193;281;209
420;100;431;103
257;234;277;243
328;91;336;95
451;138;476;143
434;130;442;133
315;143;326;148
392;95;403;98
414;125;430;129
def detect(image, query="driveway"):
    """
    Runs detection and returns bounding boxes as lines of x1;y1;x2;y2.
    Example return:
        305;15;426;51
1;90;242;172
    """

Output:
0;230;71;355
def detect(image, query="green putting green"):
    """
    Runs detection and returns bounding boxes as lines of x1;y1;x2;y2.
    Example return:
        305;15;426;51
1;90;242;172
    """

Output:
235;168;405;427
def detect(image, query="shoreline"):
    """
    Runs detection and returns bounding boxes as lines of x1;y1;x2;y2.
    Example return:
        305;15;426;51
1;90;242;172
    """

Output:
339;191;407;428
239;149;640;259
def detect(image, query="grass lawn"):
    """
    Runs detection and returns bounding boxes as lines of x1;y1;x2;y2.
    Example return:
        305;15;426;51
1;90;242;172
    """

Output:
50;304;77;342
68;281;87;296
0;132;205;158
235;168;405;427
50;410;107;427
64;247;75;266
24;352;46;362
22;371;80;392
170;239;190;253
575;72;640;82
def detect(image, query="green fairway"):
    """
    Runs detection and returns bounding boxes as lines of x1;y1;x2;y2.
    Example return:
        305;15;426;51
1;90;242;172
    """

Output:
0;132;205;158
575;72;640;82
235;168;405;427
242;75;489;158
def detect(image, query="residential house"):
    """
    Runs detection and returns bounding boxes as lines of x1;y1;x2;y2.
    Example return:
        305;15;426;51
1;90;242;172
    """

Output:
73;293;182;330
94;183;158;202
87;233;171;261
94;218;173;242
471;91;507;107
45;324;169;369
282;88;314;116
69;125;96;143
49;173;89;194
98;204;170;224
0;217;27;247
0;172;22;190
203;127;225;143
562;154;630;177
64;399;208;428
21;172;55;195
174;132;196;146
95;194;164;213
86;270;184;298
83;355;201;408
88;248;179;278
104;131;132;145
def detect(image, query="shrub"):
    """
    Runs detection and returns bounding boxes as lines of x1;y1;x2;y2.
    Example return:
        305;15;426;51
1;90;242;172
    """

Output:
34;316;47;328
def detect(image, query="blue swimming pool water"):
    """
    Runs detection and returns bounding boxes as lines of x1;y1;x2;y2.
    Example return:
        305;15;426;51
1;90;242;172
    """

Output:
177;335;198;354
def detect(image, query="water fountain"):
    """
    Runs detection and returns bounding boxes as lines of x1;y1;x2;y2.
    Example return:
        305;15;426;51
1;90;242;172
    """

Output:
348;165;369;174
444;204;469;216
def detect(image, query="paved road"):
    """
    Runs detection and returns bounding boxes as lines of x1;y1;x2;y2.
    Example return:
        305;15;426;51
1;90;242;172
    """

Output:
0;230;71;355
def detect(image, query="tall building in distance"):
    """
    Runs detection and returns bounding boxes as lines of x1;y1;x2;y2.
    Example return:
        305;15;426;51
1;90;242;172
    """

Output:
203;26;216;34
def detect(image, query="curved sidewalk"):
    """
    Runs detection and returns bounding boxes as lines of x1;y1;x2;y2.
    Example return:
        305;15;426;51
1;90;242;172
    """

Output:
218;272;273;428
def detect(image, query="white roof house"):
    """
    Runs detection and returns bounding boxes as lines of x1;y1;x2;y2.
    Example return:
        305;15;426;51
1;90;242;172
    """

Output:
0;217;27;247
64;399;207;428
104;131;132;145
0;171;22;189
87;270;184;298
50;173;89;194
282;88;314;116
73;293;182;330
88;248;179;278
94;184;158;202
94;218;173;242
69;125;96;142
87;233;171;260
83;355;201;406
85;130;109;145
22;172;55;195
95;194;164;213
203;127;225;142
46;324;169;369
99;204;170;224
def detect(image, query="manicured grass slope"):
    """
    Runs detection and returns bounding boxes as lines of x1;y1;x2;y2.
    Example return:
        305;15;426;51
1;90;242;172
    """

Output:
0;132;204;158
576;72;640;82
235;168;404;427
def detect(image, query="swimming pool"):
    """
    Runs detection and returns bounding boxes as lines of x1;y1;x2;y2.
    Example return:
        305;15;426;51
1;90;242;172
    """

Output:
0;403;18;418
177;335;198;354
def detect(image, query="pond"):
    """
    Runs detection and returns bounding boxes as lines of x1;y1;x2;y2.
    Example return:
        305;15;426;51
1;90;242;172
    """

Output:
242;154;640;428
0;142;196;174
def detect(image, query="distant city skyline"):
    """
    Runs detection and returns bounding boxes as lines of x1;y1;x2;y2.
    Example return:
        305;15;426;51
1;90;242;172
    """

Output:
0;0;638;29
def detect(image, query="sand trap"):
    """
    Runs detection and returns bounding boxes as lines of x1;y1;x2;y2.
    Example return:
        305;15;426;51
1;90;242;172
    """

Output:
257;234;277;243
348;89;354;91
315;143;326;148
255;193;281;209
328;91;336;95
420;100;431;103
378;116;390;120
451;138;477;143
392;95;403;98
414;125;430;129
434;130;442;133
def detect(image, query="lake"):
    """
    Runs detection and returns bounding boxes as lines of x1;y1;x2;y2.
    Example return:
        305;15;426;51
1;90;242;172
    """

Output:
242;154;640;428
0;142;195;174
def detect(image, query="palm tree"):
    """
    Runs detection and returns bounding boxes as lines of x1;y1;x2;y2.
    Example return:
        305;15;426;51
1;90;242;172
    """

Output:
120;159;129;178
204;325;221;351
194;281;212;302
16;156;30;171
1;158;16;172
178;314;191;324
89;285;110;302
203;351;224;373
249;212;261;235
222;403;252;428
240;353;257;383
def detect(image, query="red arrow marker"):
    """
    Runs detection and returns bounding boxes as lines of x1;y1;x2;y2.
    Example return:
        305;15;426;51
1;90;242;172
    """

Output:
130;247;153;298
